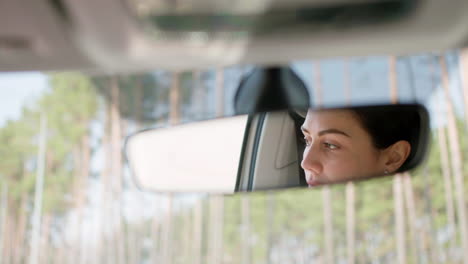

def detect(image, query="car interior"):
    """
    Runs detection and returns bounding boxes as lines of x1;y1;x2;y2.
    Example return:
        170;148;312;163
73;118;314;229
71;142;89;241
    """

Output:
2;0;468;263
236;104;430;192
3;0;468;72
236;111;305;191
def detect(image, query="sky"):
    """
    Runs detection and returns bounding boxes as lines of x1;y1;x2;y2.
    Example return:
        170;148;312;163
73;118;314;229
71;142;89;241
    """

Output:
0;72;48;127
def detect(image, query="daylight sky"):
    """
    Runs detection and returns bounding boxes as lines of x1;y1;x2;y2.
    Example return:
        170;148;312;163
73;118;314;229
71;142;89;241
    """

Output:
0;72;48;127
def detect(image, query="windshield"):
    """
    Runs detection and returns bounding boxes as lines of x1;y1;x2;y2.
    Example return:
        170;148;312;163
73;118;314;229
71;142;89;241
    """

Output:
1;52;468;263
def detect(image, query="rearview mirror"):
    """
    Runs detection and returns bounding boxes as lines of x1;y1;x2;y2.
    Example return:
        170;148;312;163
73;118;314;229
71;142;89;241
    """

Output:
125;104;429;193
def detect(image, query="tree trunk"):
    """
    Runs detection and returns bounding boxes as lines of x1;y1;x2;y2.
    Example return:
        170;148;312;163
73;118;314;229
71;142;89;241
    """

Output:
55;244;66;264
39;214;52;264
169;72;180;126
389;57;398;104
13;194;28;264
110;76;126;264
180;209;191;263
346;182;355;264
312;63;323;105
216;69;225;117
241;195;251;264
422;164;441;263
126;222;139;264
344;60;352;104
458;48;468;130
192;70;203;120
99;98;112;264
29;113;47;264
0;184;7;264
389;56;408;264
110;76;123;191
440;55;468;264
192;200;203;264
206;69;227;264
313;62;335;264
393;174;406;264
3;213;15;264
65;227;74;264
5;206;14;264
158;72;180;264
150;215;161;263
134;221;144;264
133;76;144;130
402;173;419;263
208;196;224;264
344;60;356;264
437;126;457;254
266;192;275;263
160;195;173;264
78;128;91;264
322;186;334;264
70;147;82;264
69;125;92;264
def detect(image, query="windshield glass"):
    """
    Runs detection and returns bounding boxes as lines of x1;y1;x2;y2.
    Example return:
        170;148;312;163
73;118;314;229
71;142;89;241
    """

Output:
1;51;468;263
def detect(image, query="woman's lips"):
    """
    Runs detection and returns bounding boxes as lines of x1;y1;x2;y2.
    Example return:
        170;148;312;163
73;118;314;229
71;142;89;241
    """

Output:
306;177;322;187
307;181;321;187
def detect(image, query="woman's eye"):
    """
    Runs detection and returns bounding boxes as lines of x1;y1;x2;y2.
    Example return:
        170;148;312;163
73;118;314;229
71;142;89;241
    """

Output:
324;142;339;150
304;137;311;146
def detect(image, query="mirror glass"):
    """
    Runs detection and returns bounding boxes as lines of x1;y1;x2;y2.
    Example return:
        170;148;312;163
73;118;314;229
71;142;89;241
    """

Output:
126;115;249;193
125;104;429;193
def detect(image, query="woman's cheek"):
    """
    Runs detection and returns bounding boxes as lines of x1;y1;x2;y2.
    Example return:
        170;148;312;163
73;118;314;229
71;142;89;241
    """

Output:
323;156;358;181
327;153;362;180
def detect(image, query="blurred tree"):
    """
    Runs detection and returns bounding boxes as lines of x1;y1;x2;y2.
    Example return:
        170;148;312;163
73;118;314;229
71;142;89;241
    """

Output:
343;59;356;264
389;56;407;264
458;49;468;130
311;61;335;263
41;72;99;264
192;200;203;264
440;55;468;263
241;195;251;264
207;69;226;264
0;110;38;264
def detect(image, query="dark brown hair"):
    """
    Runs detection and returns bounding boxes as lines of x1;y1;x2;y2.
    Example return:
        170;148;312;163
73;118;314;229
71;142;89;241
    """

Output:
350;105;421;172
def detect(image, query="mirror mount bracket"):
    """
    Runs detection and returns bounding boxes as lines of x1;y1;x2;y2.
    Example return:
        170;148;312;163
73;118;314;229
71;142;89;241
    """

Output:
234;66;311;114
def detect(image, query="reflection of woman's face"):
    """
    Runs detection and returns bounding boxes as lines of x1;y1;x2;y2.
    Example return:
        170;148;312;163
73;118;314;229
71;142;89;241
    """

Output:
301;109;386;187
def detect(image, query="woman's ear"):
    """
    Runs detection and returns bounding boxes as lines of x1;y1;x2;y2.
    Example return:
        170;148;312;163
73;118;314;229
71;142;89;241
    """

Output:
383;140;411;173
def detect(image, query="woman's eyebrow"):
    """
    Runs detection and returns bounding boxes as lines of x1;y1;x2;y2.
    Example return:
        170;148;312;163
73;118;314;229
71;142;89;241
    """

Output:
318;129;350;137
301;126;350;137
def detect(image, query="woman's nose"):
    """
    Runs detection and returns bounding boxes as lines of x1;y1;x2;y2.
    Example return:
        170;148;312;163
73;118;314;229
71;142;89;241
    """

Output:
301;143;323;175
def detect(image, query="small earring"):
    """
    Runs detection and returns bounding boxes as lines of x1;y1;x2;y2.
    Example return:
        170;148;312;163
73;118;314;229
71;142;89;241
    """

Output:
384;169;389;175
